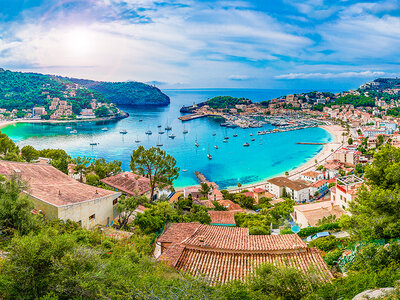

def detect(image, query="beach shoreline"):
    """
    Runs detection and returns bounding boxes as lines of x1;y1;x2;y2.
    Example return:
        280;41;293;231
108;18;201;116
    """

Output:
225;124;345;192
0;112;129;130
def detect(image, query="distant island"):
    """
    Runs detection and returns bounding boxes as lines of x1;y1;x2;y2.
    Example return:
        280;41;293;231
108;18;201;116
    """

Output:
0;68;170;121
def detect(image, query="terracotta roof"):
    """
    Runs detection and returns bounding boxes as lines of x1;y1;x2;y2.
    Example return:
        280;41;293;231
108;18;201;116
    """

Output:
253;188;266;193
0;161;119;207
101;171;151;195
311;179;327;188
157;223;332;283
199;200;215;208
182;225;306;252
294;201;345;227
208;211;236;225
242;191;254;198
174;247;332;284
267;177;309;191
158;222;201;244
301;171;320;178
217;200;244;212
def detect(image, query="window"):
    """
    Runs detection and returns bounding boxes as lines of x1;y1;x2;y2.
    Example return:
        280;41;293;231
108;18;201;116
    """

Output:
89;214;95;221
77;220;82;226
113;198;118;205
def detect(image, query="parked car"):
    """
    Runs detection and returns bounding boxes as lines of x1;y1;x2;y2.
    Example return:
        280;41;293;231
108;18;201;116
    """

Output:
306;231;330;243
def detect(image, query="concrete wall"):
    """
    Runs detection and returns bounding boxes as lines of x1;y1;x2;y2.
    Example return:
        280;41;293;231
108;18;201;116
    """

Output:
58;193;121;229
29;195;59;219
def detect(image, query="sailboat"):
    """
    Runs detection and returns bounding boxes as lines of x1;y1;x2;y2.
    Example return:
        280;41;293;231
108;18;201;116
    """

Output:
135;135;140;143
207;146;212;160
183;123;188;134
168;132;176;139
120;129;127;134
156;136;163;147
165;119;172;131
145;129;152;135
195;136;199;147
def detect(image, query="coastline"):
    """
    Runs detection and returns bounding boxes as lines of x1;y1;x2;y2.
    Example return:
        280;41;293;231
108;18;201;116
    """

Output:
226;124;345;192
0;112;129;130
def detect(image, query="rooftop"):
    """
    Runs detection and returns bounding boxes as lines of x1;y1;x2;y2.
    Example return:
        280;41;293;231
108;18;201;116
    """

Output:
101;171;151;195
158;223;332;283
294;201;345;227
208;211;236;225
0;161;119;207
267;176;309;191
301;171;320;178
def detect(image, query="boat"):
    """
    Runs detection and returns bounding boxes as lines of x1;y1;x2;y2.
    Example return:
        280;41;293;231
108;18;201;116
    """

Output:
157;125;162;128
233;134;238;137
135;136;140;143
212;133;216;136
249;133;253;136
101;127;108;131
251;138;255;141
182;169;188;172
158;131;165;134
223;139;228;143
207;146;212;160
90;142;98;146
165;119;172;131
243;142;250;147
120;130;127;134
168;133;176;139
66;126;72;130
156;136;163;147
183;124;188;134
70;129;77;134
214;145;218;149
224;136;229;140
139;119;143;122
145;130;152;135
195;136;199;147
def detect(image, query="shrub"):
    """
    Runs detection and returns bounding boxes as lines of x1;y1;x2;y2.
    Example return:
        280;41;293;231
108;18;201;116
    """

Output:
298;223;340;237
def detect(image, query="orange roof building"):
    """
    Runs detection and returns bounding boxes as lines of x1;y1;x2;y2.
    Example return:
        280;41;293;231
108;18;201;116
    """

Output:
157;223;332;284
0;161;121;229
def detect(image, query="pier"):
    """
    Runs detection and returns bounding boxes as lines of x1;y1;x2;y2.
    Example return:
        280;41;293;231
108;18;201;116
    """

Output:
195;171;207;183
296;142;327;145
178;113;210;121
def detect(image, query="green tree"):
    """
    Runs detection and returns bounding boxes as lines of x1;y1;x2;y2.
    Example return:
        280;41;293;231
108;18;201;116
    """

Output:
237;182;242;192
0;176;38;235
199;182;211;196
94;106;109;117
21;145;39;162
116;194;148;229
130;146;179;202
72;156;92;182
348;137;353;145
90;158;122;179
0;132;19;157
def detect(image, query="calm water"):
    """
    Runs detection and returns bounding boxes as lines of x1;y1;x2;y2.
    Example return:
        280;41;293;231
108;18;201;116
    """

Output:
2;89;333;189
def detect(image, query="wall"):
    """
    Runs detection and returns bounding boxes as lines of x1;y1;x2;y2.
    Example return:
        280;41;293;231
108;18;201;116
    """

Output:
58;193;121;229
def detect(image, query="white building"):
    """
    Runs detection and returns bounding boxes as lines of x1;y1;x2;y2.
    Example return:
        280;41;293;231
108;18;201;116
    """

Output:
267;177;310;203
330;175;364;210
300;171;325;183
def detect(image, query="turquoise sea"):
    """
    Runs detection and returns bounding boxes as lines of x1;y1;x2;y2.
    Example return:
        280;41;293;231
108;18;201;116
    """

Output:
2;89;334;189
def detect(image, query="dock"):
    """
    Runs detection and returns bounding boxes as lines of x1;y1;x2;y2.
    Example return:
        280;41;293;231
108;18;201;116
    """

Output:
179;113;210;121
296;142;327;145
195;171;207;183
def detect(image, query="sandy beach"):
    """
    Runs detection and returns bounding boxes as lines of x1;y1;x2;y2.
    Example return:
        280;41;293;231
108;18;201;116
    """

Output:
227;124;345;192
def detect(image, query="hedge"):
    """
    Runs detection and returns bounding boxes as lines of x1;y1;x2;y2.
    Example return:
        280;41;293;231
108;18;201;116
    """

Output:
298;222;340;237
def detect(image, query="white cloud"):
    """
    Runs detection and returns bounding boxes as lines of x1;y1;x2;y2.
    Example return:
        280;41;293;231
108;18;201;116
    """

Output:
228;74;250;80
275;70;386;79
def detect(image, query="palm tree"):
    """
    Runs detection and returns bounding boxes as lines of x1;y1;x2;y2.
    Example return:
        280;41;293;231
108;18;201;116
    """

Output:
237;182;242;192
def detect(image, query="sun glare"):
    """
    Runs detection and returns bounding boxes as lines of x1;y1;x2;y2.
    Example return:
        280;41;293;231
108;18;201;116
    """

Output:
65;28;93;57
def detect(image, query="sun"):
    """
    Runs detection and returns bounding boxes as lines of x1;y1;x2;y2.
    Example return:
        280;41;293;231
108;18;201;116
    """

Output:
64;28;93;57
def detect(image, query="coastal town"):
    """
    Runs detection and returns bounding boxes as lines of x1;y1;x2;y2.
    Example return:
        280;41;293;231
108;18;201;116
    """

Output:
1;77;400;298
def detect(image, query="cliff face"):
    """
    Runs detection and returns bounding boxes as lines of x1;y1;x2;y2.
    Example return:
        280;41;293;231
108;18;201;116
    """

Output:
65;78;170;106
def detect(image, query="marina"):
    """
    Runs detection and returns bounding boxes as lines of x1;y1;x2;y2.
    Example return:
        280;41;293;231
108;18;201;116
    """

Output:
1;89;332;189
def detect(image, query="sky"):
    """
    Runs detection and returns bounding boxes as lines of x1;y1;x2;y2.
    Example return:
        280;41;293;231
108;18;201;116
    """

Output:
0;0;400;90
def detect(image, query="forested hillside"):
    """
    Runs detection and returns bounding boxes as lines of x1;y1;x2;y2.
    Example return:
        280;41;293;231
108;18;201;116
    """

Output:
64;77;170;106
